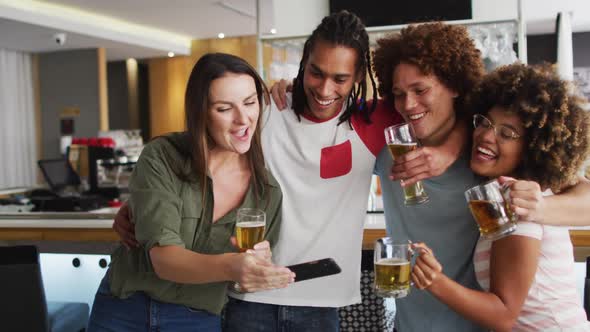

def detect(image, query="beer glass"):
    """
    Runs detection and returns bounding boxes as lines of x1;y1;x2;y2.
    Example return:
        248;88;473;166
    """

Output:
464;179;517;240
384;123;429;205
236;208;266;252
232;208;266;293
374;237;412;298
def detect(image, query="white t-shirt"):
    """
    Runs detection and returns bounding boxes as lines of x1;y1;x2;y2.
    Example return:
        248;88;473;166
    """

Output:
230;95;400;307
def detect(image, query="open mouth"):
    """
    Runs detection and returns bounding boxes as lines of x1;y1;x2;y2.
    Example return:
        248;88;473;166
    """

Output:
474;145;497;161
232;127;250;141
408;112;426;121
312;95;337;108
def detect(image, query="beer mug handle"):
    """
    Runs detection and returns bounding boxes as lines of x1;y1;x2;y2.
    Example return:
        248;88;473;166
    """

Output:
407;243;416;287
500;182;511;201
500;182;518;222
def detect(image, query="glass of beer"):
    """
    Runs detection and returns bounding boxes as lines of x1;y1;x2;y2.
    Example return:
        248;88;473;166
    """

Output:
236;208;266;252
384;123;429;205
231;208;266;293
373;237;412;298
464;179;517;240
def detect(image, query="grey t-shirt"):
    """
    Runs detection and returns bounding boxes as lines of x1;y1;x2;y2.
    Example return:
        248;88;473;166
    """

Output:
375;146;485;332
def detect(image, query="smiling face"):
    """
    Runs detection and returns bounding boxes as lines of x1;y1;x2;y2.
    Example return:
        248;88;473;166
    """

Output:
302;40;360;120
392;63;458;146
207;73;260;155
470;107;525;178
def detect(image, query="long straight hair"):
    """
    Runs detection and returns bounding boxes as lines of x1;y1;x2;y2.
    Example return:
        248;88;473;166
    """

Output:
178;53;269;201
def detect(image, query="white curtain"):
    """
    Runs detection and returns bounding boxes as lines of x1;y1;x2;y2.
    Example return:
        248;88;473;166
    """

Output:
0;49;37;188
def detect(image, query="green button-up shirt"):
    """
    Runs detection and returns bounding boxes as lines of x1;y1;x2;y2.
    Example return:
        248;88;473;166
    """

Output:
107;132;282;315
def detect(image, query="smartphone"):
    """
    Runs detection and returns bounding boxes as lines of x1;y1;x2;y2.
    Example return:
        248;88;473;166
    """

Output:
286;258;342;282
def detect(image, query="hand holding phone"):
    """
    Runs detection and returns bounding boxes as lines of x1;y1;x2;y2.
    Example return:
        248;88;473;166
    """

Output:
286;258;341;283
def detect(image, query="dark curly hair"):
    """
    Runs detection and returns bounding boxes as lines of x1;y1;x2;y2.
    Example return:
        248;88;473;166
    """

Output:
470;63;590;192
292;10;377;125
372;22;485;119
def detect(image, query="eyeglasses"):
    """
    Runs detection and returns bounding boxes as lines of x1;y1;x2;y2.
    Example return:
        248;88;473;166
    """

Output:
472;114;522;141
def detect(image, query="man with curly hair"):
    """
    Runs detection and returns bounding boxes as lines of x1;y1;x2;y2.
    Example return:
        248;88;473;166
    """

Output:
373;23;590;331
111;12;464;331
372;22;486;332
411;63;590;331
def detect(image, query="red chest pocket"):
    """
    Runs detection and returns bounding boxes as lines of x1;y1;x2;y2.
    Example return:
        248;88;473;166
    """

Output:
320;140;352;179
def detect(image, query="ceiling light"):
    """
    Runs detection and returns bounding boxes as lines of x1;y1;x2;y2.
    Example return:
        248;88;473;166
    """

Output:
218;33;225;39
168;52;175;57
270;28;277;34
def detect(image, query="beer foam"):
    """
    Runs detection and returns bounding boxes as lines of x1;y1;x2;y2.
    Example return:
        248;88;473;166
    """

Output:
236;221;265;228
376;258;410;266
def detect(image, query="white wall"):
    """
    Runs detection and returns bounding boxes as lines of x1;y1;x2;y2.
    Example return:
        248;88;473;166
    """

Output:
473;0;590;34
472;0;517;21
272;0;329;37
271;0;590;37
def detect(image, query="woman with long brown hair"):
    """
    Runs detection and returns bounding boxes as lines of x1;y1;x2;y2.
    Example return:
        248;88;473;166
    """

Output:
87;53;294;331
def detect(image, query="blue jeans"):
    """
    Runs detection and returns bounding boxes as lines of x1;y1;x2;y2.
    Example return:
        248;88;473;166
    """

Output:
223;297;340;332
88;275;221;332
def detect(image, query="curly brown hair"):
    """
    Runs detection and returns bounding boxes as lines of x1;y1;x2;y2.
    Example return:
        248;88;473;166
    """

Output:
470;63;590;192
372;22;485;119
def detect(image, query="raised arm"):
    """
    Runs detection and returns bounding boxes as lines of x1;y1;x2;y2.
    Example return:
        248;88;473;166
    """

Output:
412;236;540;331
270;79;292;110
130;141;293;292
390;119;467;185
499;175;590;226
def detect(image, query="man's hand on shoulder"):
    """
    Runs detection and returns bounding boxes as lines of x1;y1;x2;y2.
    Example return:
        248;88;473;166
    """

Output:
270;79;293;110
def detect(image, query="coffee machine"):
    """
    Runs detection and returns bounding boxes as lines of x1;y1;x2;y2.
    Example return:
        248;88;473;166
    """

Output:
68;132;141;200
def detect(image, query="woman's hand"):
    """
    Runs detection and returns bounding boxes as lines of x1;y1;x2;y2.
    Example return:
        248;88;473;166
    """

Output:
390;147;455;186
229;238;273;264
248;240;273;264
228;253;295;293
112;202;139;249
270;79;292;110
411;242;444;290
498;176;547;223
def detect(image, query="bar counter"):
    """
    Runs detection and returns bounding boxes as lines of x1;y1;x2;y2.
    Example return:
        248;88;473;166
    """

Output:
0;209;118;242
1;211;589;250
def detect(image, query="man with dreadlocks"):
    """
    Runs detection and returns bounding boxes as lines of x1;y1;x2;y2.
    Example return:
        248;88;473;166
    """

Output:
112;10;463;331
222;11;462;331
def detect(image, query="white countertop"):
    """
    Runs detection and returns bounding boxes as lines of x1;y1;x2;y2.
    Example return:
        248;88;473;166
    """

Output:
2;210;588;232
0;207;118;228
0;209;387;230
2;211;590;245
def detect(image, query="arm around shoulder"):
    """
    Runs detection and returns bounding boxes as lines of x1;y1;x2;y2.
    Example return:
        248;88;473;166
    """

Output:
540;176;590;226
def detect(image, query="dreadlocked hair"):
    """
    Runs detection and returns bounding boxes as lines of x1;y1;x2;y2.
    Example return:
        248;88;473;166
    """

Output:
471;63;590;193
291;10;377;126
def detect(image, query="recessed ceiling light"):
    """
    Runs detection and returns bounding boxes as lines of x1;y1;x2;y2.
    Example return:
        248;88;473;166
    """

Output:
168;52;175;57
270;28;277;34
218;33;225;39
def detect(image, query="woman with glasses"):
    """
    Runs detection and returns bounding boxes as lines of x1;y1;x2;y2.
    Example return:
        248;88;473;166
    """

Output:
411;63;590;331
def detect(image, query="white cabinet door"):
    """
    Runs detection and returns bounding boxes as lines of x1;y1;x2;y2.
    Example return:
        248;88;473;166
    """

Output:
40;253;110;309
